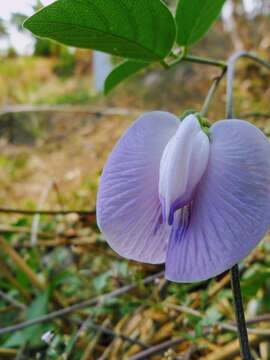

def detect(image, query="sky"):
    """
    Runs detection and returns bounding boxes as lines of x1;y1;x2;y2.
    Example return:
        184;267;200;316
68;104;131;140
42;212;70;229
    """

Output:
0;0;54;54
0;0;262;55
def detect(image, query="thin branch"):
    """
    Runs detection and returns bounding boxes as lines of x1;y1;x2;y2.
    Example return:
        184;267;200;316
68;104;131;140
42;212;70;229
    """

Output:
72;317;148;350
201;68;227;117
65;315;101;359
0;105;141;117
88;321;148;349
0;208;95;216
244;314;270;326
14;239;119;259
128;337;187;360
0;271;164;335
31;180;53;246
0;290;26;311
226;51;270;118
241;112;270;119
167;303;270;336
80;318;111;360
0;224;52;238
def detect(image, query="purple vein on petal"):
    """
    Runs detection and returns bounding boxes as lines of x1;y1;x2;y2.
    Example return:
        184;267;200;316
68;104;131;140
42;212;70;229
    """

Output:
97;111;180;264
165;119;270;282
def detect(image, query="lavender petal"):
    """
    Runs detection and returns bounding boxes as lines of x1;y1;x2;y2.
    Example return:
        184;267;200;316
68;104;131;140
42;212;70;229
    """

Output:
166;119;270;282
97;111;179;263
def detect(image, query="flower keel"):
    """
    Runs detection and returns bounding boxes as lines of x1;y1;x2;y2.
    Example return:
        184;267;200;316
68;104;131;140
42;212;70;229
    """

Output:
159;115;210;226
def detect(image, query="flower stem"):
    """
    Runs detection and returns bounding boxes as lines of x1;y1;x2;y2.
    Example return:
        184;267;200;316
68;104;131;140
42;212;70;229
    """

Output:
230;265;252;359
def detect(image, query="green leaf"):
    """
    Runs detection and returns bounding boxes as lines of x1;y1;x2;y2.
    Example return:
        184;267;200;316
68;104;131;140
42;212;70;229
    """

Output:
104;60;150;94
242;265;270;299
24;0;176;61
175;0;226;46
4;291;50;348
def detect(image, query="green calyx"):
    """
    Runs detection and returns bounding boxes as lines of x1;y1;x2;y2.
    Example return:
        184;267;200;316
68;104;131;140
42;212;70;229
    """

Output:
179;110;211;137
179;109;197;121
194;112;210;127
195;113;211;133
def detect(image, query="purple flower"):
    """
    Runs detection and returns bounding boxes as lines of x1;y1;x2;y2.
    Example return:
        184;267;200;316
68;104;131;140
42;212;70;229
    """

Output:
97;112;270;282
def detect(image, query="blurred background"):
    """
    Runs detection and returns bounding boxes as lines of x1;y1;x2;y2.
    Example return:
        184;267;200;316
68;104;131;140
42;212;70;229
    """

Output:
0;1;270;359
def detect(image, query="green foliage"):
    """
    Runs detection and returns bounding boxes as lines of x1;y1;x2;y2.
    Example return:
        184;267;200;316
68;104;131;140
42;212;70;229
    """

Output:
53;50;76;78
33;38;55;57
104;60;150;94
175;0;226;46
241;264;270;299
4;291;50;348
46;89;94;105
0;154;28;181
24;0;176;62
23;0;229;91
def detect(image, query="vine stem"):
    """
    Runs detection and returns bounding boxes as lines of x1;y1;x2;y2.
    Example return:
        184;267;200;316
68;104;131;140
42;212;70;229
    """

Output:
201;68;227;116
183;54;227;69
168;54;227;69
226;51;270;118
230;265;252;359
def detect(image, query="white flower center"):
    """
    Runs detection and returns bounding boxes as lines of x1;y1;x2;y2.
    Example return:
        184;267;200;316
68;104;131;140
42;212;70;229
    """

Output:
159;114;210;225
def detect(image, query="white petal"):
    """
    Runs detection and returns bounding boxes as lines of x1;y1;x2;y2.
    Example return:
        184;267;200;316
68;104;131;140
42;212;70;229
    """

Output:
159;115;210;225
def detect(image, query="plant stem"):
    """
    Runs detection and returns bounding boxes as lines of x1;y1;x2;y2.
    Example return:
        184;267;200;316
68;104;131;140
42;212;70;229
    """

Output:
184;55;227;69
201;68;227;116
226;51;270;118
230;265;252;359
169;54;227;69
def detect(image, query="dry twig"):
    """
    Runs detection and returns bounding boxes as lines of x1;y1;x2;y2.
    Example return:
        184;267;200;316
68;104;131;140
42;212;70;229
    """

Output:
0;271;164;335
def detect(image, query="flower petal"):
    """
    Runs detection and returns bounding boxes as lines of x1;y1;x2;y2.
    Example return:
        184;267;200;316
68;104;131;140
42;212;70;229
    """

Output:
159;115;210;225
97;111;179;263
166;119;270;282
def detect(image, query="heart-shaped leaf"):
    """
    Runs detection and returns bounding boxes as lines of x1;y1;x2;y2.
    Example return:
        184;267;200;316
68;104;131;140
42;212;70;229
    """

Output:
104;60;150;94
24;0;176;61
175;0;226;46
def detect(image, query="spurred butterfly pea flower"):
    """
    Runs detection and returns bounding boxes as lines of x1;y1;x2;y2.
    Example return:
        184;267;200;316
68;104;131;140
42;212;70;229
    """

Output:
97;112;270;282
